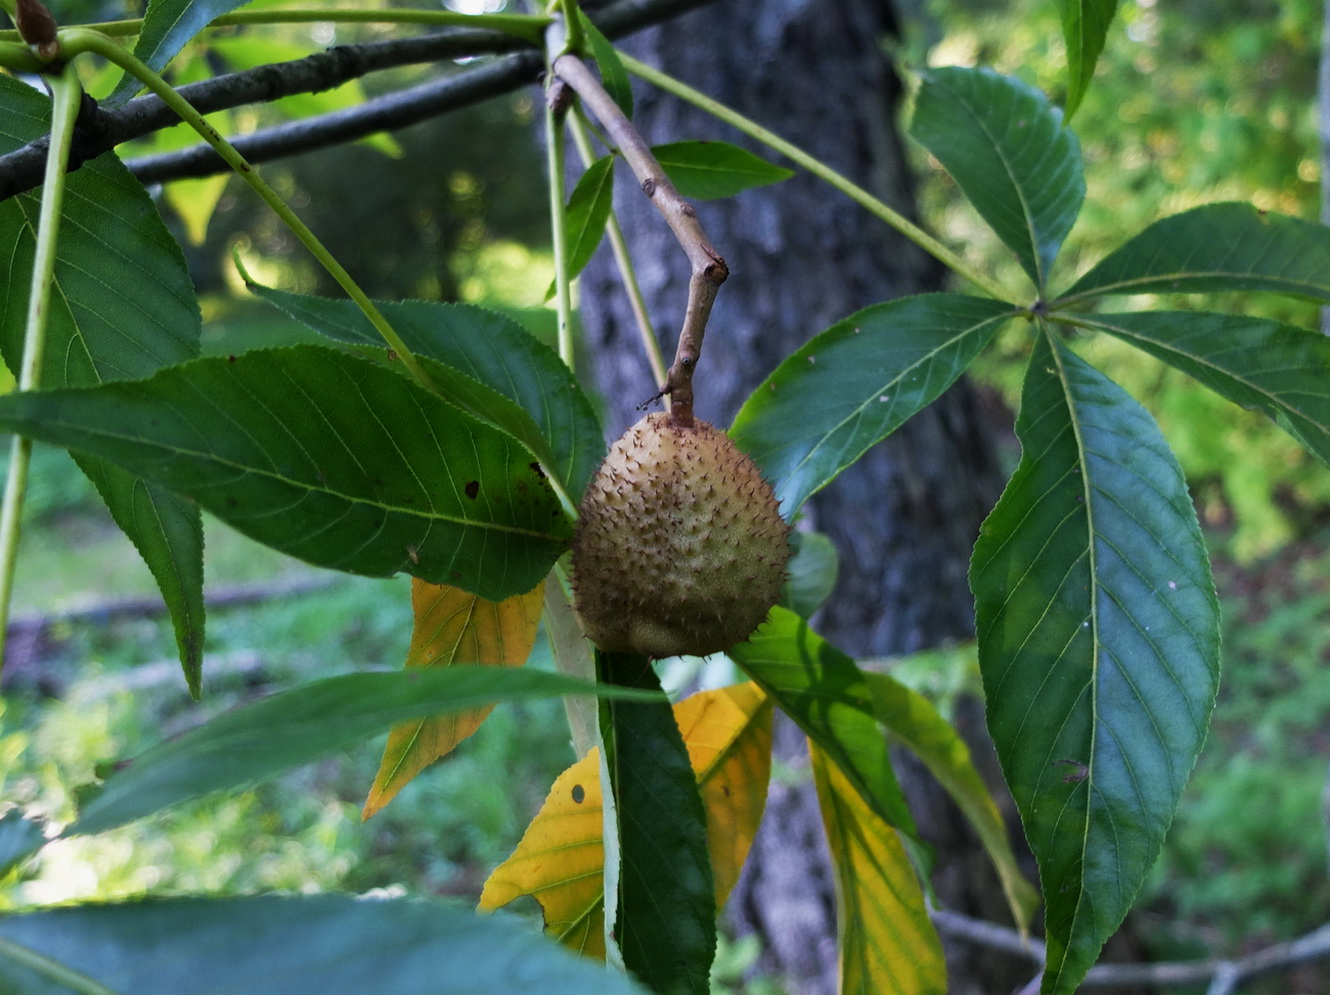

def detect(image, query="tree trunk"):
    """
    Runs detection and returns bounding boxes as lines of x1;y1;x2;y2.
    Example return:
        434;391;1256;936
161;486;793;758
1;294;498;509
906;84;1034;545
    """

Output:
578;0;1024;990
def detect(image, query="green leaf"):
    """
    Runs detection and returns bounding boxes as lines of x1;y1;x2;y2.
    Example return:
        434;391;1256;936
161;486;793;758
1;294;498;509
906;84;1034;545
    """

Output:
0;894;648;994
599;652;715;994
779;530;839;619
651;141;794;200
729;607;917;837
969;332;1220;994
1061;0;1120;121
0;345;572;601
865;672;1040;932
1058;203;1330;304
243;283;605;501
730;294;1013;517
911;68;1084;291
68;667;659;838
547;156;616;299
578;11;633;118
0;75;206;694
108;0;252;105
810;743;946;995
0;811;45;877
1086;310;1330;463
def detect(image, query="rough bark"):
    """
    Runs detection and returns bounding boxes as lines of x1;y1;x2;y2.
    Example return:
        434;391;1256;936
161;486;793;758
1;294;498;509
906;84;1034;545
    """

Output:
577;0;1024;991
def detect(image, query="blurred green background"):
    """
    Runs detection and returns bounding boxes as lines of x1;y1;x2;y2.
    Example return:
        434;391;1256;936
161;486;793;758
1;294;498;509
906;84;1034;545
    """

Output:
4;0;1330;989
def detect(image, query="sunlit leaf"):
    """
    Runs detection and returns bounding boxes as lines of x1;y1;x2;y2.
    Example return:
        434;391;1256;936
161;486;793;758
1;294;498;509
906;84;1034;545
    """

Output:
108;0;253;105
0;894;647;994
1061;0;1120;121
0;346;572;601
1085;310;1330;465
969;332;1220;994
543;573;598;759
243;284;605;501
363;579;545;819
651;140;793;200
599;652;715;993
480;684;772;954
68;668;658;838
0;75;205;693
865;672;1039;931
731;295;1012;517
729;607;917;838
911;68;1084;291
811;743;946;995
1059;203;1330;304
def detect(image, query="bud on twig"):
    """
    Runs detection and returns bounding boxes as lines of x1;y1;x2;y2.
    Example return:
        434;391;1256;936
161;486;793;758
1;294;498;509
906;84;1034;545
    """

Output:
15;0;59;60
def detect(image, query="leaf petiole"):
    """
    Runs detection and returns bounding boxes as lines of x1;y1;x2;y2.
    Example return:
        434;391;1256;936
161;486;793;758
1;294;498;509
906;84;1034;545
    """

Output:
0;66;82;677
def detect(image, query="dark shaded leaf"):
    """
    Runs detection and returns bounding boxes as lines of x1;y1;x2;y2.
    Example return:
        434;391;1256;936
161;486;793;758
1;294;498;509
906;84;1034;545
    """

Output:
0;346;572;600
578;11;633;118
911;68;1084;290
0;74;205;693
550;155;616;297
68;667;658;837
108;0;251;105
779;530;839;618
731;294;1012;517
651;140;794;200
599;652;715;994
244;284;604;501
0;811;45;877
969;332;1220;993
0;894;647;994
1059;203;1330;304
1086;310;1330;462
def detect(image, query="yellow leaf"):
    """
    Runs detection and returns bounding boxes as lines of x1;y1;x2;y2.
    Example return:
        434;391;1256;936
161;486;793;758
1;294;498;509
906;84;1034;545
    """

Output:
362;578;543;819
811;742;947;995
479;683;773;955
674;682;773;908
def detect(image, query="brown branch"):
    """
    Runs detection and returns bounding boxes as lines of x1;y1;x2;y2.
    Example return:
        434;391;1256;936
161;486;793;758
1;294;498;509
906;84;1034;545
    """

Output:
551;46;726;426
0;0;720;200
930;909;1330;991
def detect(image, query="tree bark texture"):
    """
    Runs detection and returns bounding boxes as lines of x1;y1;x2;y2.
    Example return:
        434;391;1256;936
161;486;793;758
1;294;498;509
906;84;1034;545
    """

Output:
576;0;1026;991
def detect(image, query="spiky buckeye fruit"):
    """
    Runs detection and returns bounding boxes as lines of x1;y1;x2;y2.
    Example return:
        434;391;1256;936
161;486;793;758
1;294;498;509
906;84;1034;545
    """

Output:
572;412;791;658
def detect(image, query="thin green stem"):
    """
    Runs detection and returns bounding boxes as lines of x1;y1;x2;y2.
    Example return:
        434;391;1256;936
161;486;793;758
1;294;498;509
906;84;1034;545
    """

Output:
58;28;437;393
568;110;667;390
0;67;82;677
0;9;550;42
0;936;119;995
546;96;575;371
619;52;1014;303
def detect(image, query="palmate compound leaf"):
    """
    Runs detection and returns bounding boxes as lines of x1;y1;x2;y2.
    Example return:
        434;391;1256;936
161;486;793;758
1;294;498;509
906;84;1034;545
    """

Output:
0;894;648;995
243;280;604;501
969;331;1220;994
68;668;658;838
363;579;546;819
1085;311;1330;464
0;74;206;693
865;672;1040;932
0;345;572;602
810;743;946;995
1058;202;1330;305
479;684;773;957
910;68;1084;292
730;294;1014;518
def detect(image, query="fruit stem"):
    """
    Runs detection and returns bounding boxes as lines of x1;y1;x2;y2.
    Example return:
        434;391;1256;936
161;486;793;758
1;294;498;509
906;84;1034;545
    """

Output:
550;46;726;425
